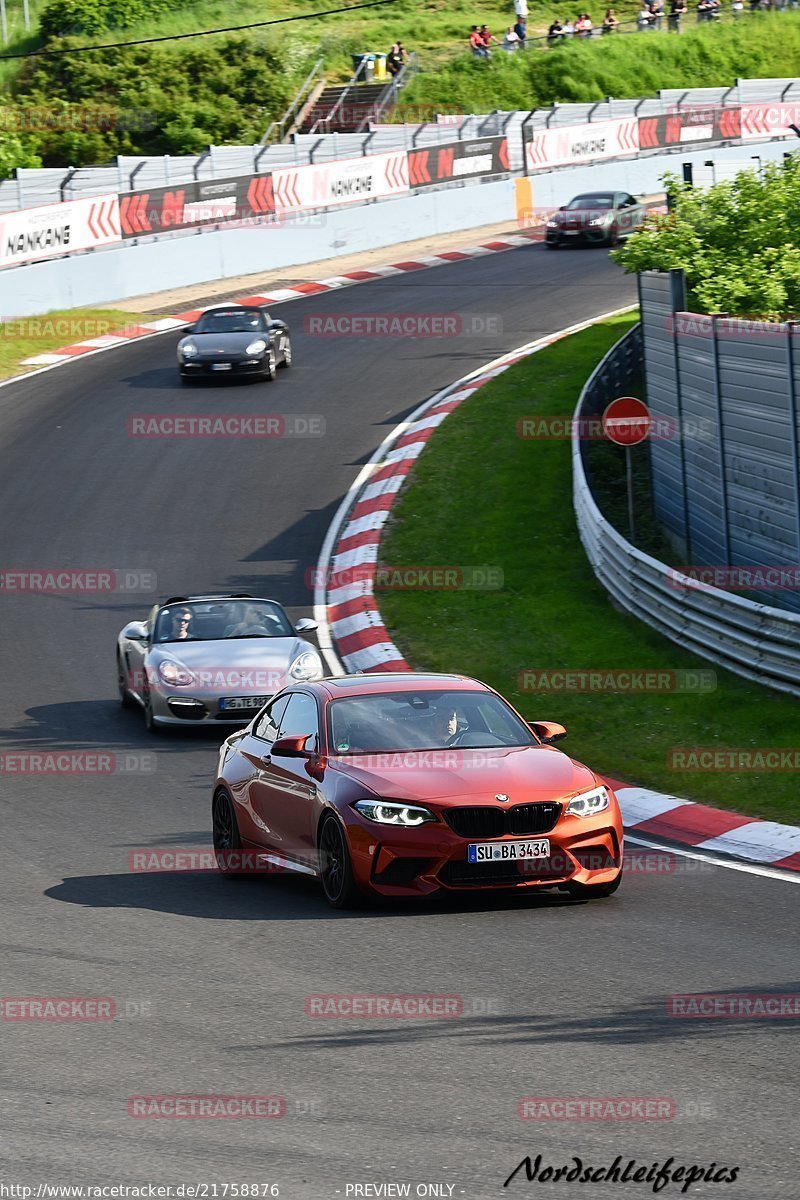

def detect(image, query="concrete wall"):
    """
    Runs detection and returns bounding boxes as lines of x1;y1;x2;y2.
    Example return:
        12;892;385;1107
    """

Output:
0;139;791;318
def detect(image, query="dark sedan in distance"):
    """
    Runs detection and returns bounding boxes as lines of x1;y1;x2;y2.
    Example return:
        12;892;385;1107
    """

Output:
177;305;291;382
545;191;648;248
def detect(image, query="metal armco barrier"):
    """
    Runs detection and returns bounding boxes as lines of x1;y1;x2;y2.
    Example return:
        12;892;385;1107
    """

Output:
407;136;509;186
572;326;800;698
119;174;275;238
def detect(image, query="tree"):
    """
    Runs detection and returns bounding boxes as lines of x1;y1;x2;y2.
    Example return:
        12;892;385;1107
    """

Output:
613;157;800;318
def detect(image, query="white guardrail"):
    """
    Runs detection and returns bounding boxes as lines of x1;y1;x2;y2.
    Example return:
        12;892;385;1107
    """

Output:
572;327;800;698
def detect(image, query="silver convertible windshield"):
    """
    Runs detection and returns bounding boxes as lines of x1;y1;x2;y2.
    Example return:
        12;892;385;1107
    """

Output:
155;600;293;643
193;310;266;334
328;689;537;754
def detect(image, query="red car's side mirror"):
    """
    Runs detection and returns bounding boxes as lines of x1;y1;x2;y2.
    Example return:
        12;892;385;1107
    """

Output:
530;721;567;744
272;734;313;757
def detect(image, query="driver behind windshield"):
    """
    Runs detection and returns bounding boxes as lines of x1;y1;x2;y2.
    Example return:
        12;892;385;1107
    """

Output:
168;608;194;640
225;603;267;637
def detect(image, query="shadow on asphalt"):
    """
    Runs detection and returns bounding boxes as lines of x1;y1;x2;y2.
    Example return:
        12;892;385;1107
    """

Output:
43;869;592;922
0;700;229;753
235;981;800;1051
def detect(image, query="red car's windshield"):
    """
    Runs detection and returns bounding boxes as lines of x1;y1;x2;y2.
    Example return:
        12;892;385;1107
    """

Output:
327;689;537;754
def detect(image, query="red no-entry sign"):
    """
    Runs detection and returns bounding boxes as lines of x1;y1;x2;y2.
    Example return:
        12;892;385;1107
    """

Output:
602;396;652;446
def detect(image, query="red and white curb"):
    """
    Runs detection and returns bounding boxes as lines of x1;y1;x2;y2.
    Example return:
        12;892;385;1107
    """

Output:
18;232;540;369
314;314;800;874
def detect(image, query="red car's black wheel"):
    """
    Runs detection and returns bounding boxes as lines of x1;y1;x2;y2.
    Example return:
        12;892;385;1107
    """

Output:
319;815;361;909
212;790;245;878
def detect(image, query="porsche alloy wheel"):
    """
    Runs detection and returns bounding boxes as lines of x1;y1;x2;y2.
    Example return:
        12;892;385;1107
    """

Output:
117;651;134;708
278;337;292;368
319;815;361;909
264;347;277;381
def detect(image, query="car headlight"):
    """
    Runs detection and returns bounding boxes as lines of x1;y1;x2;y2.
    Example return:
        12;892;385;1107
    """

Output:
546;219;560;228
159;660;195;687
566;785;610;818
180;341;198;359
245;338;267;356
353;799;436;826
288;651;323;681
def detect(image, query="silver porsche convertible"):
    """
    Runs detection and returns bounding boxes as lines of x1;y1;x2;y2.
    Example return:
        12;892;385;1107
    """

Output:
116;594;322;731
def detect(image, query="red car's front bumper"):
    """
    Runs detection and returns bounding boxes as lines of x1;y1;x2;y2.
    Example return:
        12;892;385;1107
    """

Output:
343;801;624;898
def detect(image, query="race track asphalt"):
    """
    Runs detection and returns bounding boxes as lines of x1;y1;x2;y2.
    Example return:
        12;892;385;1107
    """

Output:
0;242;797;1199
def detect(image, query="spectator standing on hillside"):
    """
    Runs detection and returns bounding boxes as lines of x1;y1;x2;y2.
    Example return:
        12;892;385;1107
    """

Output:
562;15;576;35
668;0;687;28
514;16;528;46
577;12;594;34
650;0;664;27
547;17;565;41
503;24;521;49
480;24;502;48
386;43;403;74
469;25;490;57
602;7;620;31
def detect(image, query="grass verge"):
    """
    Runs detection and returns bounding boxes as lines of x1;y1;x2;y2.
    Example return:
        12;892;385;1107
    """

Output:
378;313;799;826
0;309;164;379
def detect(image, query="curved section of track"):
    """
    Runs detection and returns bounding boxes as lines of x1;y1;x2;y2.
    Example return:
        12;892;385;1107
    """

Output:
1;244;796;1198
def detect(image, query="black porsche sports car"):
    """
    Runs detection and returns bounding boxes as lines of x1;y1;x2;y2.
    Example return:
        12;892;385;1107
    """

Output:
177;305;291;382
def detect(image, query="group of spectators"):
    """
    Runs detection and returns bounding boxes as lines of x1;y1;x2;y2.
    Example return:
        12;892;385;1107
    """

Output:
469;0;531;55
470;0;796;55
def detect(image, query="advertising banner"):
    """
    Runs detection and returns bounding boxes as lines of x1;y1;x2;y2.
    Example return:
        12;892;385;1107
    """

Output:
525;118;639;170
119;174;275;238
638;107;740;150
271;152;409;213
0;193;120;266
739;102;800;141
408;137;509;187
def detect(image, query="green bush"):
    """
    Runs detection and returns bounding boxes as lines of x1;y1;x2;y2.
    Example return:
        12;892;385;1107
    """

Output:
613;160;800;319
0;132;43;180
39;0;181;41
13;36;308;163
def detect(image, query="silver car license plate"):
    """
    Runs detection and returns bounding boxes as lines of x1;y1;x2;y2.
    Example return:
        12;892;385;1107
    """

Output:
220;695;269;711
